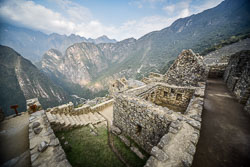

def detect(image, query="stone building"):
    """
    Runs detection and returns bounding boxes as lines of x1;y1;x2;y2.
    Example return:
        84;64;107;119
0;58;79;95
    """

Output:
113;49;208;166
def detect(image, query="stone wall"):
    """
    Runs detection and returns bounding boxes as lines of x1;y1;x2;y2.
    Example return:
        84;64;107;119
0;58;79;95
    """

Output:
224;50;250;105
113;93;175;153
113;82;204;157
47;99;113;115
144;83;205;167
164;49;208;87
138;84;195;113
244;97;250;114
28;109;71;167
208;63;227;78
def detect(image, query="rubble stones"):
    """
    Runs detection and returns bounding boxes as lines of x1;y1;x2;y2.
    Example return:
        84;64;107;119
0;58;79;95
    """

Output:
50;138;60;146
34;127;43;134
111;125;122;135
38;141;49;152
27;103;71;167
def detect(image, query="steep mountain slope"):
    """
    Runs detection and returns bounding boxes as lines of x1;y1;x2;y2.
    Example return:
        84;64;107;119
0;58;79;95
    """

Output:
0;45;70;116
41;38;136;89
40;0;250;90
0;24;117;62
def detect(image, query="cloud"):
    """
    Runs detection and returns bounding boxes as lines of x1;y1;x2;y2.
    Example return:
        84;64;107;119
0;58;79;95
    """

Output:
0;0;224;41
163;5;175;13
0;0;75;34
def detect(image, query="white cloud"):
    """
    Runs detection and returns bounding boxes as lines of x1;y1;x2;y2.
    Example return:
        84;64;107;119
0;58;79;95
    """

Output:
0;0;224;41
163;5;175;13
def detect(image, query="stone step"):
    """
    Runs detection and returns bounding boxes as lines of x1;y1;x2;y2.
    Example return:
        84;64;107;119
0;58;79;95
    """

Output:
75;115;85;126
46;112;56;124
88;112;99;124
82;114;91;125
71;115;81;127
66;114;77;127
83;114;91;125
55;114;65;126
94;112;105;122
80;116;88;126
61;114;72;129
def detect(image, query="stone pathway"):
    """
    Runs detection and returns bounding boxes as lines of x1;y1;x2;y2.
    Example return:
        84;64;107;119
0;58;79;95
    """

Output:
192;79;250;167
0;112;30;167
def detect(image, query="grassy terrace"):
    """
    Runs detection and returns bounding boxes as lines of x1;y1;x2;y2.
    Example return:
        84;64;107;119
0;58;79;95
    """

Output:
56;126;149;167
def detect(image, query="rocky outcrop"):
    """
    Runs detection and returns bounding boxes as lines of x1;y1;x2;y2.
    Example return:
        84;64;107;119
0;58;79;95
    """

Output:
40;38;136;89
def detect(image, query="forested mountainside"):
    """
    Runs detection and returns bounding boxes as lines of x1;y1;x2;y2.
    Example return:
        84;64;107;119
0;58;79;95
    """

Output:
39;0;250;92
0;45;71;116
0;24;116;62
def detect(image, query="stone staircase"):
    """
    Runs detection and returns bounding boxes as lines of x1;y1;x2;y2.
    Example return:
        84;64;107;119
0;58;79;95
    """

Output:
46;111;106;131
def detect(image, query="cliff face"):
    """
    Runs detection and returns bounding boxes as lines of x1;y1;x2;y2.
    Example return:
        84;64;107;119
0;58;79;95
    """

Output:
40;38;137;89
0;45;70;116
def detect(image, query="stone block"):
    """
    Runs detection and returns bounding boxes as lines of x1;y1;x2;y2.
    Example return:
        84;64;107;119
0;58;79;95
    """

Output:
150;146;169;162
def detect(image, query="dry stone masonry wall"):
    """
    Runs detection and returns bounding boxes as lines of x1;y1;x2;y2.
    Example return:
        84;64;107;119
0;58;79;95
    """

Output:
164;49;208;87
113;49;207;167
224;50;250;105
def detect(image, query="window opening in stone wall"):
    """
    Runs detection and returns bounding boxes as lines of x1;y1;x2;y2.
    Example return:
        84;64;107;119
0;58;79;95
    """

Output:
164;91;168;97
171;88;175;93
136;124;142;135
176;93;182;101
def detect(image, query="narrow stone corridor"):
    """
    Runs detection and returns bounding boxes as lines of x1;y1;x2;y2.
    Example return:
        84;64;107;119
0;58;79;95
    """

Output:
192;79;250;167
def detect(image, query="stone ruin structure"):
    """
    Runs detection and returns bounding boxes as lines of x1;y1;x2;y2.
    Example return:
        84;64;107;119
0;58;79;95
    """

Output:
206;50;250;114
113;49;208;166
109;77;145;95
24;49;250;167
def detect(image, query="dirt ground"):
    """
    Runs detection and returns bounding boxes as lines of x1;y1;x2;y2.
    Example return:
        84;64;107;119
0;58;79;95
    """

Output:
192;79;250;167
0;112;30;167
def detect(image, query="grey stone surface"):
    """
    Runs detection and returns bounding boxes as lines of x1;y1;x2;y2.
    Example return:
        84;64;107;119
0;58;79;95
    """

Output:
150;146;168;162
34;127;43;134
38;141;49;152
130;146;145;159
119;135;130;147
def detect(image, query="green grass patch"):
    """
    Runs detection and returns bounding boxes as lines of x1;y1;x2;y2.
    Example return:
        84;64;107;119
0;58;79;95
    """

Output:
113;134;150;167
56;126;148;167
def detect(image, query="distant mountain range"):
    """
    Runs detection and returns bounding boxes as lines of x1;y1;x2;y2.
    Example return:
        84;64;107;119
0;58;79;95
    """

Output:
39;0;250;91
0;45;72;116
0;24;117;62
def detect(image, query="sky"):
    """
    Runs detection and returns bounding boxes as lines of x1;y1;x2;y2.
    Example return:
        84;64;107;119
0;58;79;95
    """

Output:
0;0;224;40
